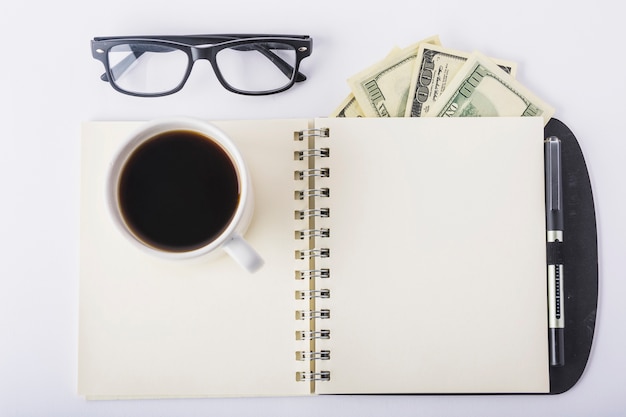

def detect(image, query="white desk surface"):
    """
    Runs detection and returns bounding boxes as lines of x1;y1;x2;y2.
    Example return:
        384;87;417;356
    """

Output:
1;1;624;416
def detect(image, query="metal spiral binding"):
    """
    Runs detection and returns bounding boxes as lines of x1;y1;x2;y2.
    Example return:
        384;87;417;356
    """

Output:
296;350;331;361
295;228;330;239
296;309;330;320
296;371;331;382
295;188;330;200
295;168;330;180
294;127;331;384
296;329;331;340
295;208;330;220
296;248;330;260
295;148;330;160
295;269;330;280
296;128;330;141
296;289;330;299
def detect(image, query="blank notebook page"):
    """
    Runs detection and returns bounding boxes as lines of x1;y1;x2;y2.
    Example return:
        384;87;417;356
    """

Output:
314;117;549;394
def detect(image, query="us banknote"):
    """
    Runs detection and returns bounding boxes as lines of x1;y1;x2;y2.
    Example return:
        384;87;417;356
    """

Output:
405;44;518;117
347;35;440;117
332;48;404;117
330;93;364;117
428;52;554;125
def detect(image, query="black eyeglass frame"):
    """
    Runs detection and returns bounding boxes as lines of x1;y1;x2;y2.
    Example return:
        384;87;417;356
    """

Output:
91;34;313;97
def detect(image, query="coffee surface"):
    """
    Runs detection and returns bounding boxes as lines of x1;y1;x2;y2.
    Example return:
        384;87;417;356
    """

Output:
118;130;240;252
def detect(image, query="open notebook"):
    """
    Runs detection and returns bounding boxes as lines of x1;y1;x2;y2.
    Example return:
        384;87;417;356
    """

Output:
79;117;549;399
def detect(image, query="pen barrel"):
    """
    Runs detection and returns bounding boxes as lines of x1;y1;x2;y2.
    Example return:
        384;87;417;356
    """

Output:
547;263;564;329
546;211;564;233
548;257;565;367
549;328;565;367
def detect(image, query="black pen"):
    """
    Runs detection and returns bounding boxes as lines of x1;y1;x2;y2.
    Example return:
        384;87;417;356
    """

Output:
545;136;565;367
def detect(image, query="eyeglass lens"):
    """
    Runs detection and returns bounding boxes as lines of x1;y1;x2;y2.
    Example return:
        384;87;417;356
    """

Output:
107;41;298;95
215;42;296;92
108;44;189;95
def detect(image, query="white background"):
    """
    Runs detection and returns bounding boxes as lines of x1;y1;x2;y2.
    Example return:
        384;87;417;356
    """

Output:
1;0;624;416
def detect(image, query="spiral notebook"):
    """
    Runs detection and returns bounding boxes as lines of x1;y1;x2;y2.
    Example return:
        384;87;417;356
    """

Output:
79;117;550;398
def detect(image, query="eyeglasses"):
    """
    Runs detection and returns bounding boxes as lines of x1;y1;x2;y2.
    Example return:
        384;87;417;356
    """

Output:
91;34;313;97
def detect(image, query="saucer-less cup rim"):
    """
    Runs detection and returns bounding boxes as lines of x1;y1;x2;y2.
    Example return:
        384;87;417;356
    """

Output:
106;117;261;270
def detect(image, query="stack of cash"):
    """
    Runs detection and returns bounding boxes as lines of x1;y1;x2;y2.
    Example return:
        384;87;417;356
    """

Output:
331;35;554;125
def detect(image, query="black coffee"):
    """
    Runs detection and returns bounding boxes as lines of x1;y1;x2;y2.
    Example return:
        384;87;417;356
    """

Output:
118;130;240;252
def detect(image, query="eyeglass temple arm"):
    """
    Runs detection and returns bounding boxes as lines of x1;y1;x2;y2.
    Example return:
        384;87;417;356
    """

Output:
100;44;307;83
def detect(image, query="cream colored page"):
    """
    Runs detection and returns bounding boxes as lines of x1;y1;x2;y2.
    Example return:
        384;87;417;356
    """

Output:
78;119;311;398
315;117;549;394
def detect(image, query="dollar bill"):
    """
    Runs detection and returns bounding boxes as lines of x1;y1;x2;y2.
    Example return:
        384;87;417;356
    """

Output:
330;93;365;117
429;52;554;125
405;44;518;117
347;35;441;117
331;48;402;117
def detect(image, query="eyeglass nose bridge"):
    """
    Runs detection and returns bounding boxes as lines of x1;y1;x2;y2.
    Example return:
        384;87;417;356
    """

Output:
190;45;214;62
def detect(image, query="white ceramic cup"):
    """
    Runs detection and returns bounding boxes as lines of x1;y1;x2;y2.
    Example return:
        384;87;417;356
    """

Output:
106;117;263;273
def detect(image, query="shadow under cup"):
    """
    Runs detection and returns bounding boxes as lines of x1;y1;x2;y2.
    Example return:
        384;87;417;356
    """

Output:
111;126;244;256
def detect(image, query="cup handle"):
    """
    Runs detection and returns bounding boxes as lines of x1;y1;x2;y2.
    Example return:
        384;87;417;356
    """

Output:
222;234;264;273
